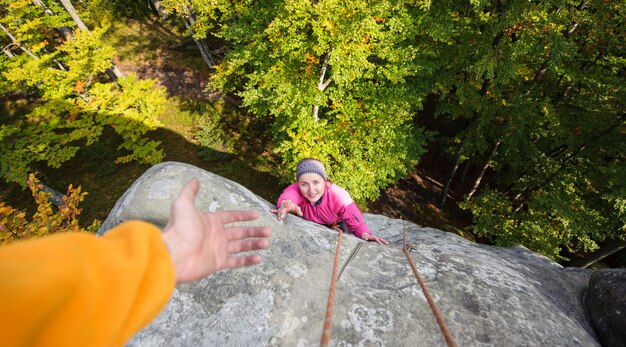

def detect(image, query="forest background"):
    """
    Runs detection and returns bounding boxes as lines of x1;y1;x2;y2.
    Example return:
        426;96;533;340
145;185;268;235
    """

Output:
0;0;624;267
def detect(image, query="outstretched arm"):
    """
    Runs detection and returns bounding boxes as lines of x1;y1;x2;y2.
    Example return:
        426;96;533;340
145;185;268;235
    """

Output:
0;178;272;346
341;202;388;245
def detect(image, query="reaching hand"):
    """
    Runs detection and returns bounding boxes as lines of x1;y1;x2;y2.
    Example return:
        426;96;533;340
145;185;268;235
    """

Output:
162;178;272;283
362;233;389;245
271;199;303;221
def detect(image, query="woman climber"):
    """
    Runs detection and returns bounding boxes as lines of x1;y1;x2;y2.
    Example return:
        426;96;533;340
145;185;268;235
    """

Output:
272;158;388;244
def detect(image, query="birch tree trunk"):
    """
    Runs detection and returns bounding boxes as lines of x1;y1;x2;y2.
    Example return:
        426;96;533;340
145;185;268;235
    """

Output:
312;49;332;122
0;24;40;60
467;140;501;198
58;0;87;31
148;0;168;19
525;0;587;96
1;24;68;71
2;48;14;58
464;0;507;200
440;131;467;206
58;0;124;80
182;11;216;69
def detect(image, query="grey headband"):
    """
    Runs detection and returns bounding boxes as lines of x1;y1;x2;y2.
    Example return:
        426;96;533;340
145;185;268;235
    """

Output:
296;158;327;181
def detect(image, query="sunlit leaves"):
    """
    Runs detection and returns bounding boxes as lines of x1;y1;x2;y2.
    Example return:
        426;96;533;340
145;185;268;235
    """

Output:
187;0;435;202
425;0;626;259
0;2;167;184
0;174;100;245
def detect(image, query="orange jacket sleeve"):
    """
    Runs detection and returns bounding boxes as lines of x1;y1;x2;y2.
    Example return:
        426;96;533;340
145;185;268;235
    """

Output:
0;221;175;347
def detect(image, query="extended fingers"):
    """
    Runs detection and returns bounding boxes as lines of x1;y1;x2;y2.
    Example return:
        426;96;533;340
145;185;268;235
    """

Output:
270;209;285;221
226;226;272;240
227;238;270;254
225;226;271;254
222;254;263;270
374;236;389;245
212;210;260;224
363;234;389;245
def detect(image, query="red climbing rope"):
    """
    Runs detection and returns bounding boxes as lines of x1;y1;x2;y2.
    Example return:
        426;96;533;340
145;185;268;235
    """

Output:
403;219;458;347
320;227;343;347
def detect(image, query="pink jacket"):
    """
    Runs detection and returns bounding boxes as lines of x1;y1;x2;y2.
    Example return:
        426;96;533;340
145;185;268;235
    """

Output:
277;182;372;239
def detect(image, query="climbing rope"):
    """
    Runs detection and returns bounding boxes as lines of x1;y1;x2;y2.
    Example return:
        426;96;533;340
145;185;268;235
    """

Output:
320;227;343;347
403;219;458;347
319;220;457;346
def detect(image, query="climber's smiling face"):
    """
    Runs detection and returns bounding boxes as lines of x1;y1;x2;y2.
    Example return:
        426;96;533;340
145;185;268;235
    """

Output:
298;173;325;203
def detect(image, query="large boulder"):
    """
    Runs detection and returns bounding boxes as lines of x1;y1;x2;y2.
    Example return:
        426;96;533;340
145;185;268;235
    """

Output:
585;269;626;347
100;162;599;346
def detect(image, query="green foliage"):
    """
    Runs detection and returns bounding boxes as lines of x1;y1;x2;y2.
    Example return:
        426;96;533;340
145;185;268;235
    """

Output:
275;106;431;203
3;0;620;264
0;2;167;185
0;0;72;50
0;174;100;245
0;73;166;184
3;26;115;98
420;0;626;259
72;0;154;23
169;0;434;202
463;170;626;262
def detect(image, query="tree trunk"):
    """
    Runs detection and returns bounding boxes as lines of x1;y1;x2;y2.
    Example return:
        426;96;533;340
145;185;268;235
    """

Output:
30;1;71;70
567;240;626;268
58;0;124;80
58;0;88;31
1;24;68;72
312;49;332;123
0;24;40;60
467;140;500;198
148;0;168;19
524;2;586;96
39;182;65;207
525;57;551;95
44;48;68;71
2;48;14;58
182;14;216;69
440;132;467;206
459;159;470;183
563;0;588;37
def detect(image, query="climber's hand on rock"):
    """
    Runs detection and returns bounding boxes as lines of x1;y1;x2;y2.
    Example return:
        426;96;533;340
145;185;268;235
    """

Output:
271;199;303;221
362;233;389;245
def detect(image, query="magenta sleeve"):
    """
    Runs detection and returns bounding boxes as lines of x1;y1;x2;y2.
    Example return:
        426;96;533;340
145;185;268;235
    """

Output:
341;202;371;239
276;183;303;208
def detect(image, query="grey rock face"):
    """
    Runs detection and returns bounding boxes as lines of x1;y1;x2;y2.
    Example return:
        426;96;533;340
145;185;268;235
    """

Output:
100;162;600;346
585;269;626;347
